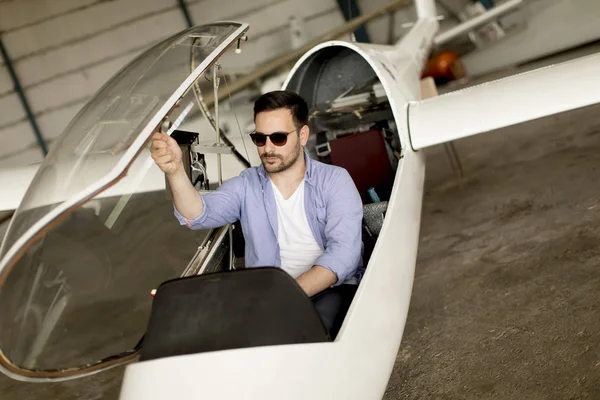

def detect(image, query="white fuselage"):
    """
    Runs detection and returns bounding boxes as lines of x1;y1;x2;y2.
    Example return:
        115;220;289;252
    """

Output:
119;14;439;399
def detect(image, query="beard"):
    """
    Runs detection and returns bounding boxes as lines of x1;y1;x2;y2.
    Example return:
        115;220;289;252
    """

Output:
261;142;302;173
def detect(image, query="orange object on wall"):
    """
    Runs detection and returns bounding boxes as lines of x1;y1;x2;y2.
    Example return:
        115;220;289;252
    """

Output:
422;50;465;82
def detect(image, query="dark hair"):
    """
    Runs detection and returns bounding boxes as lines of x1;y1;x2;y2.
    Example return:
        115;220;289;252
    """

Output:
253;90;309;130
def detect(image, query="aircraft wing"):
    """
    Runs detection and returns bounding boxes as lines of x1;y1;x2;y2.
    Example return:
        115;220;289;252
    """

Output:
408;52;600;150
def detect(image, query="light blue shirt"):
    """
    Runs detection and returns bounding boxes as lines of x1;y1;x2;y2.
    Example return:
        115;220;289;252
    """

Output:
174;153;363;284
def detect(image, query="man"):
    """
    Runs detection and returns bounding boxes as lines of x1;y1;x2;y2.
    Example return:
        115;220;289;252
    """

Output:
150;90;363;337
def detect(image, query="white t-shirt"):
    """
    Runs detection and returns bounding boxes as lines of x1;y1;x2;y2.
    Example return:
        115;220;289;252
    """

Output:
271;180;324;278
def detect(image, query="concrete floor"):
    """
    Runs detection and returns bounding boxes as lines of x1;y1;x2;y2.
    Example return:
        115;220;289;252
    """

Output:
385;103;600;399
2;66;600;400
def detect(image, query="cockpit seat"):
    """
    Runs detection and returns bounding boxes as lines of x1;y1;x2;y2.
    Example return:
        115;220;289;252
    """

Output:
361;201;388;265
328;129;395;203
363;201;388;238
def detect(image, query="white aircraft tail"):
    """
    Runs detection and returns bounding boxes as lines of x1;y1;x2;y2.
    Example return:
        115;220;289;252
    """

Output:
390;0;439;73
415;0;437;19
408;52;600;150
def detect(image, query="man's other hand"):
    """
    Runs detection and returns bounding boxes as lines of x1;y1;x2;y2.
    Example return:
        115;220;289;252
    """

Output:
296;265;338;297
150;132;183;175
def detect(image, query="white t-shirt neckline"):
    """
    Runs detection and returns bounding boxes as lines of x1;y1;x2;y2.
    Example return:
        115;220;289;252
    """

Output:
270;180;323;279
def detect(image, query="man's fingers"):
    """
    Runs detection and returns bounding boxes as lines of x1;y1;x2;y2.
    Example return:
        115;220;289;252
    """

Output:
151;132;163;141
152;134;168;144
166;136;179;148
153;154;174;165
150;131;180;173
151;146;168;157
151;131;169;142
151;139;167;150
151;151;171;163
160;147;170;157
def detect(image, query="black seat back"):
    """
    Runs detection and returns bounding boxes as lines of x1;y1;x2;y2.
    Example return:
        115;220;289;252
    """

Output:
362;201;388;265
140;268;330;361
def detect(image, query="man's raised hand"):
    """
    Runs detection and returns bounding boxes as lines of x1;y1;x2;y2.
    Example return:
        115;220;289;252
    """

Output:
150;132;183;176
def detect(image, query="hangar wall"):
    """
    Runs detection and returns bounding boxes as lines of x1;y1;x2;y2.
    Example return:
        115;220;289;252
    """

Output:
462;0;600;77
0;0;479;170
0;0;348;168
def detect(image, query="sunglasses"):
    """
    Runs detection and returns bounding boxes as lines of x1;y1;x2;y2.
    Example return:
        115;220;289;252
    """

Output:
249;129;296;147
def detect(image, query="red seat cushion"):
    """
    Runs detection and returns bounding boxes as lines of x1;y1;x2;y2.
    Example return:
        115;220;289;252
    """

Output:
329;129;395;203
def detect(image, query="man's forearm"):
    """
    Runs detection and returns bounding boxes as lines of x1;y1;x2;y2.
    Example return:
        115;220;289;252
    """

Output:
296;265;338;297
167;166;203;220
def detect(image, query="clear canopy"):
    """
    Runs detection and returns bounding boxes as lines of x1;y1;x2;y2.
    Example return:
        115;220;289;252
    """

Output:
0;22;248;379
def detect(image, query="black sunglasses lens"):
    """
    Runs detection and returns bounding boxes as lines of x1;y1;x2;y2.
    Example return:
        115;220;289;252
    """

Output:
250;133;267;146
269;133;287;146
250;132;288;147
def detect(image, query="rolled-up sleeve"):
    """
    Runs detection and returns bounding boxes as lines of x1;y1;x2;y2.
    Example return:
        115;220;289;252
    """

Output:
174;175;244;230
314;169;363;284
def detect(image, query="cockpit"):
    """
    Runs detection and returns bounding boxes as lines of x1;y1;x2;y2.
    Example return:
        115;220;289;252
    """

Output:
0;22;402;381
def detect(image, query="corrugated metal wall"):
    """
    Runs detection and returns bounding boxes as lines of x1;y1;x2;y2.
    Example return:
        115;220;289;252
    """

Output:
0;0;479;169
0;0;346;167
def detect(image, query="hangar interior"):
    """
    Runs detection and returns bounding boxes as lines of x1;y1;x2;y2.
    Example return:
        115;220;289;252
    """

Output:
0;0;599;398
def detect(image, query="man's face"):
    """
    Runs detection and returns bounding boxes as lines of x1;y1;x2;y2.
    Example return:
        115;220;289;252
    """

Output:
254;109;308;173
